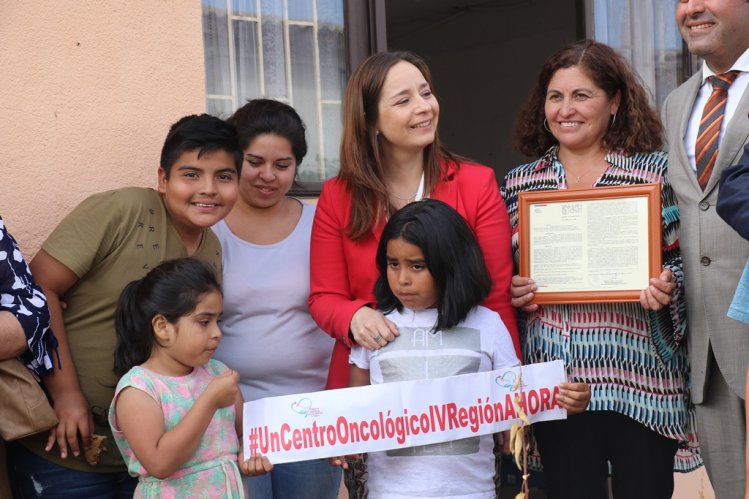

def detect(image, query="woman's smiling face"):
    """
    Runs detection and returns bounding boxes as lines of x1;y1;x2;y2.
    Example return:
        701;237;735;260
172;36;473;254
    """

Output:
544;65;619;154
238;133;296;210
375;61;440;155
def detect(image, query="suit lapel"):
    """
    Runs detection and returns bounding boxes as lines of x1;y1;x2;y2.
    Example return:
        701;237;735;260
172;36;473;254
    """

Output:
675;73;704;193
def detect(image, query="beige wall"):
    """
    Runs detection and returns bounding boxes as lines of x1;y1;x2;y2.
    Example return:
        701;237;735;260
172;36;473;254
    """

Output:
0;0;206;257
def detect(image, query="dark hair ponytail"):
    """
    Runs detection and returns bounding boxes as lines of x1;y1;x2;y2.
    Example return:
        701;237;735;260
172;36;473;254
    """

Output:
113;279;152;375
113;258;221;376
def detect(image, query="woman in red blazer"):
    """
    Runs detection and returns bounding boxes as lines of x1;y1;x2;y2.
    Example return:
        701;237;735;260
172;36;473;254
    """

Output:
308;51;520;390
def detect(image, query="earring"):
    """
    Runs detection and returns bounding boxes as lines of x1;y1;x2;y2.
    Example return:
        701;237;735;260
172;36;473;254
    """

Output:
611;112;617;126
543;118;551;132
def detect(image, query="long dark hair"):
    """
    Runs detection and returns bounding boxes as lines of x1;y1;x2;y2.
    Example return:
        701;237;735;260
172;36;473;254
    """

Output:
374;199;491;331
113;258;221;376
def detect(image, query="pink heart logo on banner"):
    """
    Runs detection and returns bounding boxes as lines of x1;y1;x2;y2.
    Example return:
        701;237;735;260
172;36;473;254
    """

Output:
291;398;313;416
495;371;516;389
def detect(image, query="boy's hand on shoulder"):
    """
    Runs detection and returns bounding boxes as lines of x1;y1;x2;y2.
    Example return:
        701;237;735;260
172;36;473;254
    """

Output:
205;369;240;409
239;453;273;476
45;389;93;459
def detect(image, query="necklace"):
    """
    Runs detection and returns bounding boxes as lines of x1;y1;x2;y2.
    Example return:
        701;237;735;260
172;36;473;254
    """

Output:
389;190;418;202
566;169;599;185
388;173;425;203
385;173;426;219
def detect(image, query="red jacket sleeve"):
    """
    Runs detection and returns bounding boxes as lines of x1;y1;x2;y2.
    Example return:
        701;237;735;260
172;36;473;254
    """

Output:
468;167;521;358
308;180;371;347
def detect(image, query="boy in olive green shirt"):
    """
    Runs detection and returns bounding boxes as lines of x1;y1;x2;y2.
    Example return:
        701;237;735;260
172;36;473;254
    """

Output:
8;114;242;497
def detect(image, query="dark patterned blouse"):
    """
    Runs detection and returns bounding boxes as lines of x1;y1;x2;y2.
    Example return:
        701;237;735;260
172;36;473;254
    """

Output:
501;146;701;472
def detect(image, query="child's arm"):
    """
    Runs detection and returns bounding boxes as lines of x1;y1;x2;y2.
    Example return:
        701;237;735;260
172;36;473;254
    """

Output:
30;250;91;459
349;365;370;388
233;386;273;476
233;389;243;438
116;369;239;479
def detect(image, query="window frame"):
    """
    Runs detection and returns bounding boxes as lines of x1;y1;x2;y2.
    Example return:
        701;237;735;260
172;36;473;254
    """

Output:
289;0;386;196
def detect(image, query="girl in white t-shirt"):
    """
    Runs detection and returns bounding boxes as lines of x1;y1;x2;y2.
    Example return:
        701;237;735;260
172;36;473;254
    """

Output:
343;199;515;499
338;199;588;498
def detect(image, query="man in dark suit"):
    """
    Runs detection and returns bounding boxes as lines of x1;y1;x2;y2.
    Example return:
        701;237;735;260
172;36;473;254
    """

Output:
662;1;749;497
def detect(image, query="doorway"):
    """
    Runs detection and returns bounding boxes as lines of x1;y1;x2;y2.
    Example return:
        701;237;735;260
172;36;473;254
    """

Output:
385;0;581;181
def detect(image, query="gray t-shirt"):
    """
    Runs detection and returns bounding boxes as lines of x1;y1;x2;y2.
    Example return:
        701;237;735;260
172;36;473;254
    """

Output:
350;306;519;499
213;201;334;402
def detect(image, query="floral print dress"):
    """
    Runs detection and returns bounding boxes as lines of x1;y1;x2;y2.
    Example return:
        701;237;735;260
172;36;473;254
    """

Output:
109;359;243;498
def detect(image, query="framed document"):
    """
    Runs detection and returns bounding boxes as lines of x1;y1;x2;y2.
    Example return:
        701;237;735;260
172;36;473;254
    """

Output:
518;184;662;304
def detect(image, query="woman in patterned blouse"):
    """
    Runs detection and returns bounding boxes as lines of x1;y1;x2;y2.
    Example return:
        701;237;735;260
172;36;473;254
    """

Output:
501;40;701;499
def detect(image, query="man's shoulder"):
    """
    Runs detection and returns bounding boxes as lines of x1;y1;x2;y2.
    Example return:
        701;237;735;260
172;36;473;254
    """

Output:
665;71;702;106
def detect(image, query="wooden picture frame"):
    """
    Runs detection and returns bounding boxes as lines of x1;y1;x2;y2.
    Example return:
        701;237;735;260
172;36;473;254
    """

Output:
518;184;662;304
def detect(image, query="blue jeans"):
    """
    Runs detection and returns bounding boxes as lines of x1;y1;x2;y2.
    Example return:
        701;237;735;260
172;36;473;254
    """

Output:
247;459;341;499
7;442;137;499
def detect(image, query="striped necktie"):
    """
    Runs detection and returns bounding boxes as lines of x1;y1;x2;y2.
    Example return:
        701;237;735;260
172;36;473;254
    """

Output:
695;70;740;190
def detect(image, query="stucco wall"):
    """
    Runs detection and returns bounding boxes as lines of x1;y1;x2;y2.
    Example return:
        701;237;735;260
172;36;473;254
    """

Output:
0;0;206;257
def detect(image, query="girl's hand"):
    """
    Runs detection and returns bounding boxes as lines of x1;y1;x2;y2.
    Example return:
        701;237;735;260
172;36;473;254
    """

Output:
556;382;591;415
239;453;273;476
639;269;676;312
205;370;240;409
329;454;361;469
350;307;399;350
510;275;538;312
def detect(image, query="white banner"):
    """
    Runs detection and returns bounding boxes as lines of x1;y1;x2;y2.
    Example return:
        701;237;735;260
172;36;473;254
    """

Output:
243;360;566;464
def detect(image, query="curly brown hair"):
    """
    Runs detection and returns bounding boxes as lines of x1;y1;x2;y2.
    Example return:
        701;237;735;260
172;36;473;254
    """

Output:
513;39;663;157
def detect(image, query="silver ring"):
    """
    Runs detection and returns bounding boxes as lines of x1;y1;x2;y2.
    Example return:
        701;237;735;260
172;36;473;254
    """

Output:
373;334;383;343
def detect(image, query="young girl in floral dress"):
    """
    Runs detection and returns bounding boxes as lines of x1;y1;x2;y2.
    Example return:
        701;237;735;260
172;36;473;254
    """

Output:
108;258;270;498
